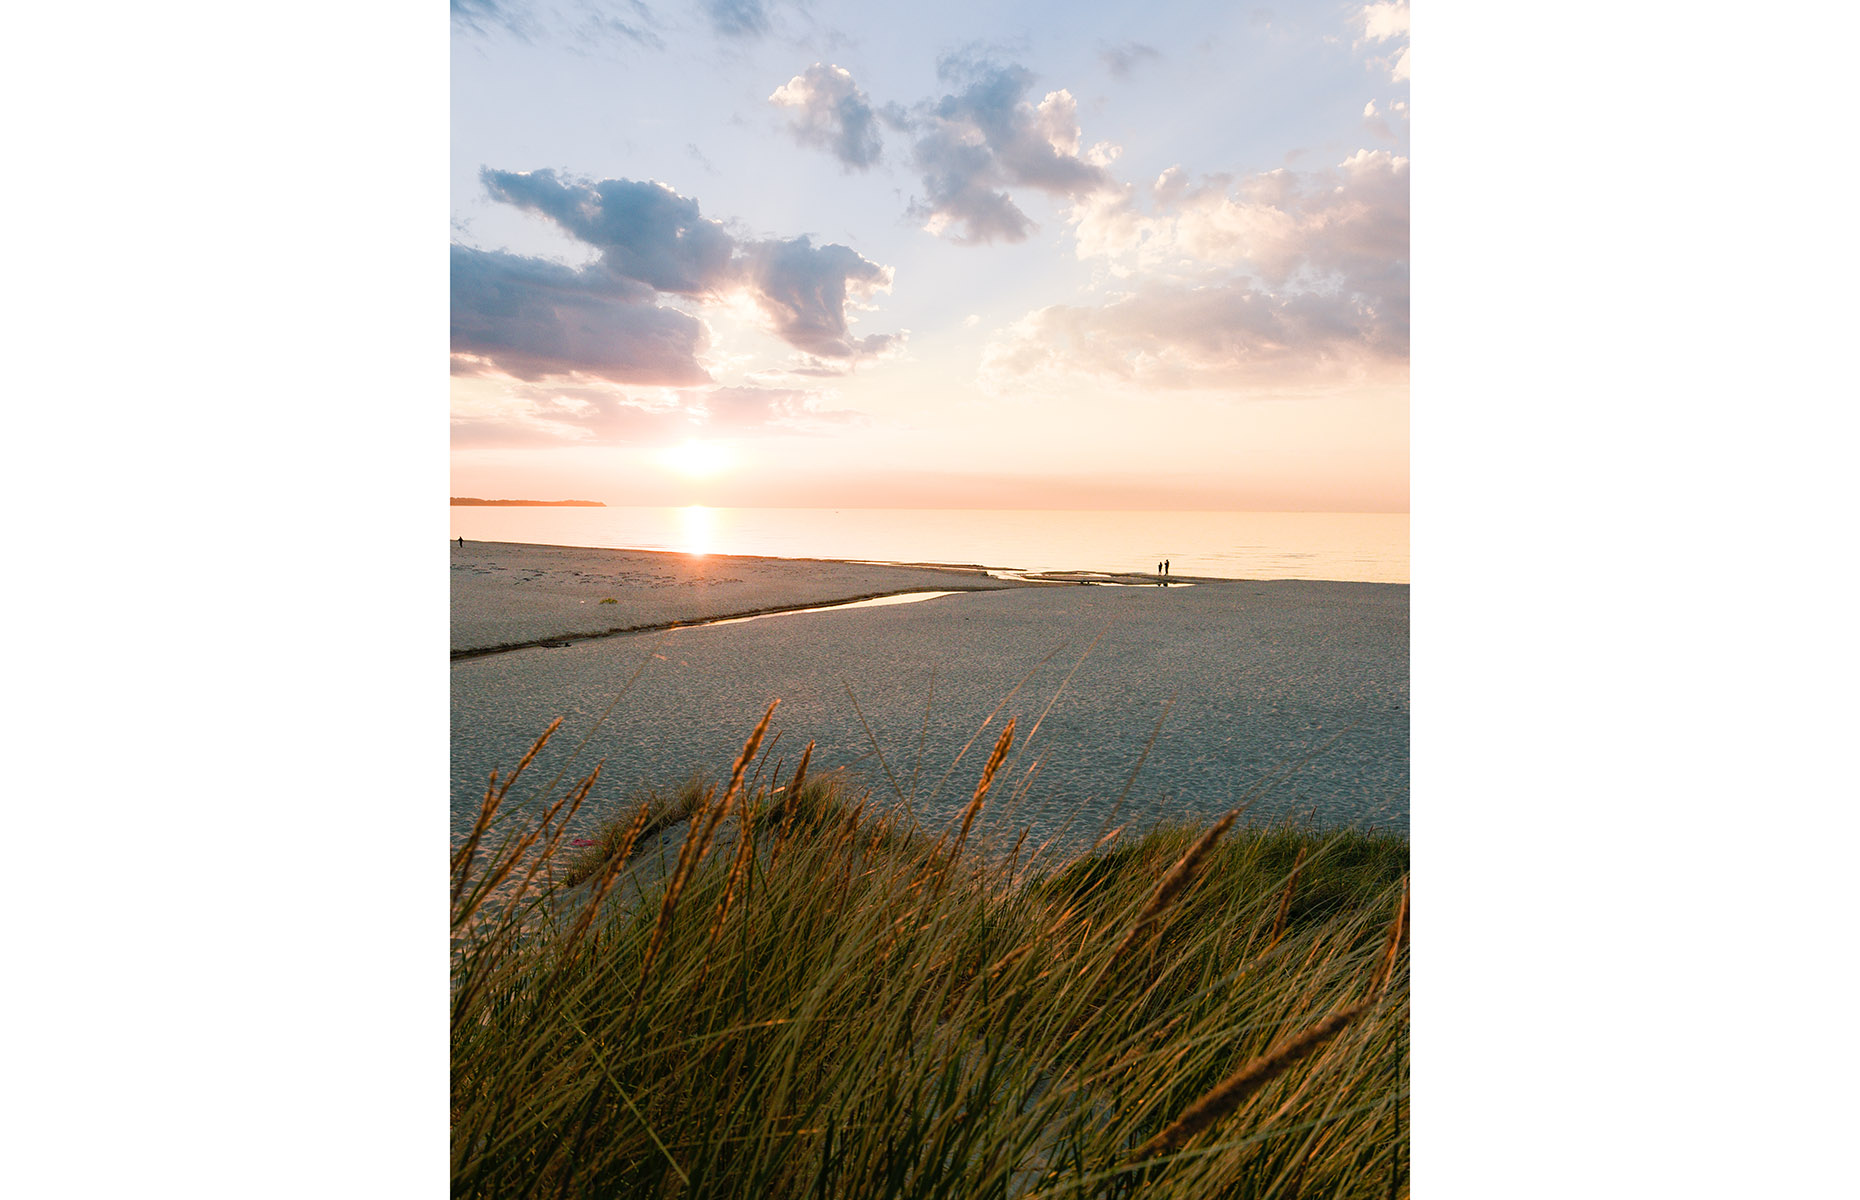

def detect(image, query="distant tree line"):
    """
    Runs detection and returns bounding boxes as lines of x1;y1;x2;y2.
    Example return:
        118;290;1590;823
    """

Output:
449;498;606;507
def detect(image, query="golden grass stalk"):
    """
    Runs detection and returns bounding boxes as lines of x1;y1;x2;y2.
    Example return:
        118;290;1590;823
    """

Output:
1133;875;1412;1162
637;701;779;986
921;719;1015;903
954;718;1014;856
453;761;601;934
562;817;636;955
772;740;813;864
511;762;603;899
450;717;563;903
1132;998;1371;1162
494;715;563;802
1268;846;1307;947
452;807;556;932
449;769;502;901
611;797;654;870
557;796;657;958
706;790;761;948
1110;805;1240;963
1366;875;1410;1001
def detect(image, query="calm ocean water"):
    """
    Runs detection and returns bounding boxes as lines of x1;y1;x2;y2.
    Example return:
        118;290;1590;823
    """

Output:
446;507;1408;584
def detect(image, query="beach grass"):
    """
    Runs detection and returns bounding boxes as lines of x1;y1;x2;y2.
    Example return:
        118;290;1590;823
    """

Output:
452;709;1409;1198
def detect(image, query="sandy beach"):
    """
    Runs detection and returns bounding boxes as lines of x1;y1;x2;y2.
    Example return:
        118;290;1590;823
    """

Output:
453;540;1409;850
451;539;1041;656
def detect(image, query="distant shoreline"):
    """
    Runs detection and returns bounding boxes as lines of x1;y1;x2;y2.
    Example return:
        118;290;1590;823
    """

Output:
450;497;606;507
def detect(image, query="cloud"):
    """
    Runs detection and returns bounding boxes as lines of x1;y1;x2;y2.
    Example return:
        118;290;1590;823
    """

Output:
1358;1;1409;41
450;380;862;448
1362;99;1394;140
702;385;868;431
450;388;693;448
450;245;712;385
986;150;1408;392
453;0;660;48
904;58;1116;244
770;64;884;170
481;169;737;294
570;3;661;51
980;280;1399;393
1355;2;1411;83
767;57;1117;244
739;236;896;358
1072;151;1408;294
451;0;529;38
457;170;897;379
1099;41;1161;78
704;0;772;38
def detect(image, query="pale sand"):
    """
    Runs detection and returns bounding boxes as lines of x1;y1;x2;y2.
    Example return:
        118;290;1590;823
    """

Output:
453;555;1409;847
451;539;1036;656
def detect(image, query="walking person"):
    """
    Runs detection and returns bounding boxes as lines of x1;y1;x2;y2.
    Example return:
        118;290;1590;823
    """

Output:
457;535;464;548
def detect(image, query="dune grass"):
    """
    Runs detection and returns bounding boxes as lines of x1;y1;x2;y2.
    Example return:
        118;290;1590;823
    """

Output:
452;707;1409;1199
554;774;712;889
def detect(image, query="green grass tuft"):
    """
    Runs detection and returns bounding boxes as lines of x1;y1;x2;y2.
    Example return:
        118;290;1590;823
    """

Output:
453;715;1409;1199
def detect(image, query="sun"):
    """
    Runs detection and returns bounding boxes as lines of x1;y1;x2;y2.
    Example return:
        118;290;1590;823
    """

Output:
660;439;733;479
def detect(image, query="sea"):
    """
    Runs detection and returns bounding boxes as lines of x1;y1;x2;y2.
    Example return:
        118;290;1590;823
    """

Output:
446;507;1408;584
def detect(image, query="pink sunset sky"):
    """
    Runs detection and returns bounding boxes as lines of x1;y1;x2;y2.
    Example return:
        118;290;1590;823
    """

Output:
451;1;1409;510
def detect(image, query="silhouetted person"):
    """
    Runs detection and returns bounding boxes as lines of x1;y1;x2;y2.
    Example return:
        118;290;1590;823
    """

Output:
457;536;464;548
1165;558;1170;575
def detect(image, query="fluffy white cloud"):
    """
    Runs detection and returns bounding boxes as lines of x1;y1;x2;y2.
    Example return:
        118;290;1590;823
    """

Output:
980;280;1399;393
1071;150;1407;286
985;150;1408;392
1359;1;1409;42
1356;2;1411;83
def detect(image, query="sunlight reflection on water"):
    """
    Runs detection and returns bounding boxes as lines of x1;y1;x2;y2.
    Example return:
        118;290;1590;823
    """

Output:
449;508;1408;583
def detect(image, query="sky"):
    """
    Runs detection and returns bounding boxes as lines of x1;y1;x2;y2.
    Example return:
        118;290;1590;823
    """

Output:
451;0;1410;510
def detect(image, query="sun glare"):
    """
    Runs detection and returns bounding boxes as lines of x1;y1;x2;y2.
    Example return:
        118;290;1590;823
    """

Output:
678;504;716;557
661;439;733;479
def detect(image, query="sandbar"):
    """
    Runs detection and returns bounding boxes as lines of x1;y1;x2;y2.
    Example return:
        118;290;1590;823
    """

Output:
451;539;1041;657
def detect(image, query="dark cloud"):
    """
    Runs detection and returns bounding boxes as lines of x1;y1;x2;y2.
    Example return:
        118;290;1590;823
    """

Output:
769;64;884;170
450;245;711;385
908;135;1036;243
458;171;896;378
767;58;1114;244
569;2;661;51
453;0;660;48
908;59;1114;244
704;0;771;38
739;236;894;357
481;169;737;295
1099;41;1160;78
877;102;915;133
451;0;530;37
